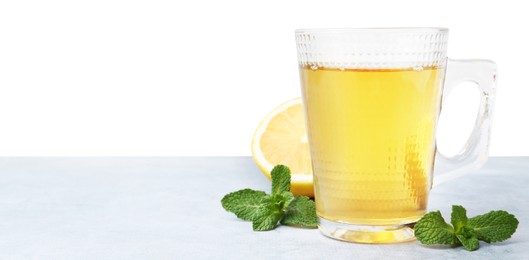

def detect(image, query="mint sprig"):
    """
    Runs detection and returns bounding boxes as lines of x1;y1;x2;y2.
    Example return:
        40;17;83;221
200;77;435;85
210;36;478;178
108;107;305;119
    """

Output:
221;165;318;231
415;205;519;251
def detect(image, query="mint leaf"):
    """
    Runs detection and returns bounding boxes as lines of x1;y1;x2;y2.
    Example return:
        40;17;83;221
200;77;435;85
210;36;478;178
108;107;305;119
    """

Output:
467;210;519;243
457;226;480;251
281;195;318;228
221;189;267;221
451;205;468;233
271;165;291;195
221;165;318;231
252;195;283;231
416;206;519;251
451;206;478;251
457;232;479;251
414;211;459;245
280;191;295;209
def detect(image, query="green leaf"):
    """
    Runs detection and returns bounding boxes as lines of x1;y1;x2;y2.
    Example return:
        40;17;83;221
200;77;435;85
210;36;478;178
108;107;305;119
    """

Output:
281;196;318;228
221;165;320;232
221;189;268;221
414;211;459;245
271;165;291;195
451;205;468;233
457;233;480;251
416;206;519;250
280;191;295;210
252;195;283;231
466;210;519;243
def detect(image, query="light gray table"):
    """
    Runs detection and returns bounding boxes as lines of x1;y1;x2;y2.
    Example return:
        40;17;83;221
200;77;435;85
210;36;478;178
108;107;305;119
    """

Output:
0;157;527;259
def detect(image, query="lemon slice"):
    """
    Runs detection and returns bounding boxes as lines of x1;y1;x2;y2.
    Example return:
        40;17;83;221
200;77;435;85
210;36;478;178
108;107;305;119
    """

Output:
251;98;314;197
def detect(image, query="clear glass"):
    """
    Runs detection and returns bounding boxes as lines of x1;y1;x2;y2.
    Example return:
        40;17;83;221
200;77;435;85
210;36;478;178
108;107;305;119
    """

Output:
295;28;496;243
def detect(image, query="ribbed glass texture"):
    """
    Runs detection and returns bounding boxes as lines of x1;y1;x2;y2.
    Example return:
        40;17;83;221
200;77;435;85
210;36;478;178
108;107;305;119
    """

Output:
295;28;449;69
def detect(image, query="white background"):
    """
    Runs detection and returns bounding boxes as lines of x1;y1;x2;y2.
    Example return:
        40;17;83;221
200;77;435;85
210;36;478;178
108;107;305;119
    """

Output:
0;0;527;156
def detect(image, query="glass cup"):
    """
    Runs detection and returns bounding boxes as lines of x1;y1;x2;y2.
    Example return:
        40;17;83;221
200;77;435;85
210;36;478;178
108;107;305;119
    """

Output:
295;28;496;243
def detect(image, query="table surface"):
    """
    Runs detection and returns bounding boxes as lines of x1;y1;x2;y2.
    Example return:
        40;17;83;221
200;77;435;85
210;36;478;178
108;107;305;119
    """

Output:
0;157;527;259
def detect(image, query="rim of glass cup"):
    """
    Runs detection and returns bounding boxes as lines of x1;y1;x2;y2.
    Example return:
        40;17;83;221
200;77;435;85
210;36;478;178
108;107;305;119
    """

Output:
295;27;449;34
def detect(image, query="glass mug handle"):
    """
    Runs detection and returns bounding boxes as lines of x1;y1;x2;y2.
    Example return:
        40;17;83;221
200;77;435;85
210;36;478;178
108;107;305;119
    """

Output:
434;59;497;186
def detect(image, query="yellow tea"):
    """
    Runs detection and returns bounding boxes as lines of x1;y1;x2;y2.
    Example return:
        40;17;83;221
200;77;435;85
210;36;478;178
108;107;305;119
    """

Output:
299;67;444;225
